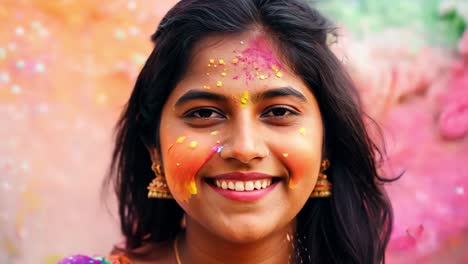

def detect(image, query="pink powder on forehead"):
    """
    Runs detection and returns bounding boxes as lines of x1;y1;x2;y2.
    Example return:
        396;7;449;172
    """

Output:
233;35;284;82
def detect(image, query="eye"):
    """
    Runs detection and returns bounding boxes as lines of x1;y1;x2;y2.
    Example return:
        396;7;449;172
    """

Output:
261;106;298;118
184;107;225;119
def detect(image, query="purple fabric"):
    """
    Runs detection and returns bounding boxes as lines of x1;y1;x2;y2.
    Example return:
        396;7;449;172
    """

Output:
57;255;104;264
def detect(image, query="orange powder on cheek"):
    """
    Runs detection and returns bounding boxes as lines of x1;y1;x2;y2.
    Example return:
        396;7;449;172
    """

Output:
275;148;320;189
165;139;221;201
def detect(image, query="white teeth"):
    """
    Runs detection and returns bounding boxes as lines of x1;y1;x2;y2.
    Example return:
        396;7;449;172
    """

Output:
221;181;228;190
245;181;254;191
214;179;274;191
235;181;245;191
254;181;262;190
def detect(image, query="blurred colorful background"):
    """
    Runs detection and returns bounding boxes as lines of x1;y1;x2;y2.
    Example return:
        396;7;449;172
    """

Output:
0;0;467;263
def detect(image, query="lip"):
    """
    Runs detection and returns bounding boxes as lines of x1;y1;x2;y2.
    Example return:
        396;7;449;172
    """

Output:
205;172;281;202
208;171;278;181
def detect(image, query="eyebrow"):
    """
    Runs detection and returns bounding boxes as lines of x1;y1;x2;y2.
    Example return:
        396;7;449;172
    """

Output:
254;87;307;103
174;86;307;107
175;90;230;107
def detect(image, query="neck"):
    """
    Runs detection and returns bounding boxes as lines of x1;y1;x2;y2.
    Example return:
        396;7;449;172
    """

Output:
178;216;295;264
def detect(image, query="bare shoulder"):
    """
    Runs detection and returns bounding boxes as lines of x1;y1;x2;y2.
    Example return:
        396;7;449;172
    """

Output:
113;241;175;264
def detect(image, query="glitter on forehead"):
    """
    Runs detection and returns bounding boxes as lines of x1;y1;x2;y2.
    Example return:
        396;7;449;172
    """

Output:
240;91;249;108
228;35;284;83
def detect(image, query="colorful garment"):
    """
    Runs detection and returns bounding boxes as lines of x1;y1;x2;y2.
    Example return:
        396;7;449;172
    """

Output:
57;254;132;264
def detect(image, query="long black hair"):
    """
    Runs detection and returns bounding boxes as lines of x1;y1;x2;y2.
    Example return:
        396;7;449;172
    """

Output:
106;0;394;263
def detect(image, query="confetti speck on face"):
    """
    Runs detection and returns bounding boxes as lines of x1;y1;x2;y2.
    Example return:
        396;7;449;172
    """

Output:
203;85;211;90
240;91;249;108
232;58;239;64
177;136;187;143
221;72;227;77
189;181;198;194
218;59;225;65
276;71;283;78
259;74;266;80
189;141;198;148
209;59;215;64
299;127;306;135
216;81;223;87
210;130;219;135
283;153;289;158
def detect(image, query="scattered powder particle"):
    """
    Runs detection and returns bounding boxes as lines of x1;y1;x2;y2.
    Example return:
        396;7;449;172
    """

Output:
216;81;223;87
276;71;283;78
189;141;198;148
240;91;249;107
299;127;306;135
203;85;211;90
283;153;289;158
176;136;186;143
209;59;215;64
232;58;239;64
211;130;219;135
221;72;227;77
218;59;225;65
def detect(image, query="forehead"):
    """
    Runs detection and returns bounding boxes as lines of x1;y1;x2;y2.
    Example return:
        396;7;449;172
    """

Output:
169;31;315;102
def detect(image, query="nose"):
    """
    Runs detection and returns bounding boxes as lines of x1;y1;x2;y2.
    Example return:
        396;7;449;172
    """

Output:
219;118;269;163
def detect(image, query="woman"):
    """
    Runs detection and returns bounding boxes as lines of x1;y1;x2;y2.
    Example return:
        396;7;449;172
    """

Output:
60;0;393;263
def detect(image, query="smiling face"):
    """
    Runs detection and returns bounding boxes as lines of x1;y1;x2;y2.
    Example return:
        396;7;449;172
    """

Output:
157;31;324;242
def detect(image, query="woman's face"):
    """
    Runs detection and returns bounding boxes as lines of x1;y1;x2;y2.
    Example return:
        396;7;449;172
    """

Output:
158;32;324;242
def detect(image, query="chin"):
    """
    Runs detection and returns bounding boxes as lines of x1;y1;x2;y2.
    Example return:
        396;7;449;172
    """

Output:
213;220;275;244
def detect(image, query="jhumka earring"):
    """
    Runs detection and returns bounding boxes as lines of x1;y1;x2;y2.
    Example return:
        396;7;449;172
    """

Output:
311;159;332;198
147;163;173;199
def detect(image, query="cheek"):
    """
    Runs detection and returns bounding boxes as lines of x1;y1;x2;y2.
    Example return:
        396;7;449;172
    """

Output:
271;128;323;189
162;135;221;201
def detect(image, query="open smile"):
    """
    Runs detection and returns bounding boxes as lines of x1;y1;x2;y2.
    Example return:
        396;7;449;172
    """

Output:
204;172;283;201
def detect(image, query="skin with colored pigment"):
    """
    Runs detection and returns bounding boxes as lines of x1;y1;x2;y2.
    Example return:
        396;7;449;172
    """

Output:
158;32;323;247
165;137;221;201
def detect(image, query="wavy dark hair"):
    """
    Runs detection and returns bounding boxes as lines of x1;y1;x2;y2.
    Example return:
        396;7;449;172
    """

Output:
106;0;394;263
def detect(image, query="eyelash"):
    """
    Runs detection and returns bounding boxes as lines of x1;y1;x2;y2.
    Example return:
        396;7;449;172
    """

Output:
184;106;299;120
261;106;299;118
184;107;225;119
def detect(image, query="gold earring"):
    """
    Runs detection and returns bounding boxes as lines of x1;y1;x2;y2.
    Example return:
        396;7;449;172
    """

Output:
147;163;173;199
311;159;332;198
